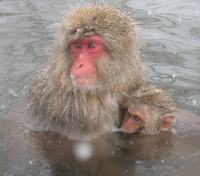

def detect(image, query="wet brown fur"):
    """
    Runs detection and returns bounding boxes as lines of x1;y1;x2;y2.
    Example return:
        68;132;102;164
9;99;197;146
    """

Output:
123;85;177;134
27;5;145;140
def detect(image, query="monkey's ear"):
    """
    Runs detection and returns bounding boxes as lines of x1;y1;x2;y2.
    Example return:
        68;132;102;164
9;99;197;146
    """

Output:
160;114;175;131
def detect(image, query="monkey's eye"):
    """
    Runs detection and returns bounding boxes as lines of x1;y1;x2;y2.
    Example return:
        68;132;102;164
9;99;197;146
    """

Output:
88;43;96;49
133;116;141;121
73;43;81;48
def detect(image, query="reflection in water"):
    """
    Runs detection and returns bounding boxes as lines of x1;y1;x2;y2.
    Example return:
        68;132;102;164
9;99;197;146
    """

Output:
0;0;200;175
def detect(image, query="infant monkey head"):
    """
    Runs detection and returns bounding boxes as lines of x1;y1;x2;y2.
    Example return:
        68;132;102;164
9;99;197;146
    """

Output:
121;85;177;134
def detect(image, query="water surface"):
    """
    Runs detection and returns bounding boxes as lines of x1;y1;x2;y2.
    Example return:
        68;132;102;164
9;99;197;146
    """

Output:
0;0;200;175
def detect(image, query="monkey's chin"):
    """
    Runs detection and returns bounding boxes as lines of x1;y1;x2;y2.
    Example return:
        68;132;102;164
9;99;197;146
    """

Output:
73;77;96;86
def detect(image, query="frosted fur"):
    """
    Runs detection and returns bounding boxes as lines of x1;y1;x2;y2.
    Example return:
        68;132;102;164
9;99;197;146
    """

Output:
27;5;145;140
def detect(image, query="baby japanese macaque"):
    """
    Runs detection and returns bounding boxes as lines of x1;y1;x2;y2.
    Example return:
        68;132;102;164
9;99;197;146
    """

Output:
121;85;177;134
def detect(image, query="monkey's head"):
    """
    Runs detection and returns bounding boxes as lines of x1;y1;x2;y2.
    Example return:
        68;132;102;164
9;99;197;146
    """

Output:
50;5;145;93
121;85;177;134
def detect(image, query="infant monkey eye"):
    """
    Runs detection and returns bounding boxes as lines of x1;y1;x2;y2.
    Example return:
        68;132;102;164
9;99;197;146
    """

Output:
126;109;141;121
88;43;96;49
133;116;141;121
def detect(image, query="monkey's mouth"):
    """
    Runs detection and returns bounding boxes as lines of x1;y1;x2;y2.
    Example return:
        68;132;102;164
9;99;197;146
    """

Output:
73;76;96;86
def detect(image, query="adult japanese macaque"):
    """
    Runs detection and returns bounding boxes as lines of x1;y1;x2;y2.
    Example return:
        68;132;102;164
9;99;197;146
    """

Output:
121;85;177;134
27;5;145;140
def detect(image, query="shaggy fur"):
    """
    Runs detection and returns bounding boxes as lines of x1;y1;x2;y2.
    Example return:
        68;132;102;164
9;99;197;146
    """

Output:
27;5;145;140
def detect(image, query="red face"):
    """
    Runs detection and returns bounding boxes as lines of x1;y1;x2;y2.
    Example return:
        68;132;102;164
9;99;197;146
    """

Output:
121;106;147;133
70;35;105;86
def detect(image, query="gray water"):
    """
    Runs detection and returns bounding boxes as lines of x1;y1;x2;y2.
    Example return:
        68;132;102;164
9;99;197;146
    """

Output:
0;0;200;175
